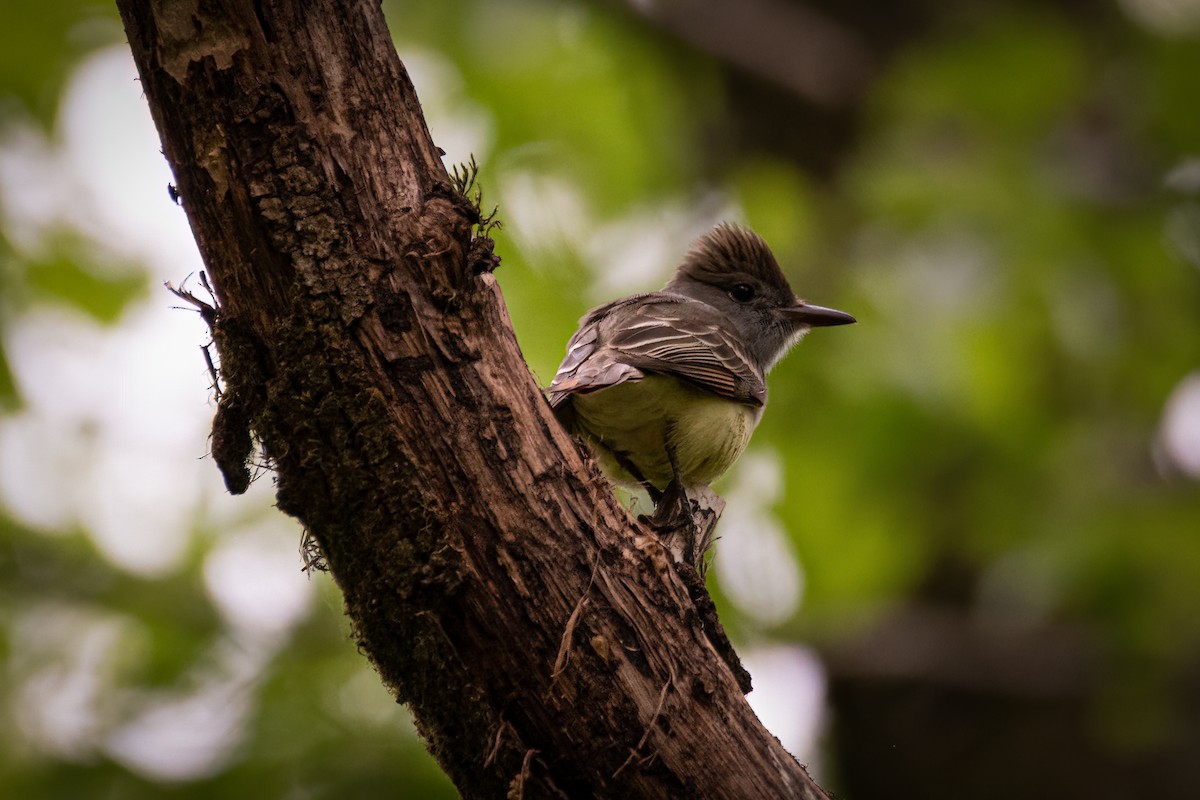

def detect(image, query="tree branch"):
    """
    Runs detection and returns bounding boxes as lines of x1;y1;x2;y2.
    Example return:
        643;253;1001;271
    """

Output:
116;0;829;796
622;0;874;107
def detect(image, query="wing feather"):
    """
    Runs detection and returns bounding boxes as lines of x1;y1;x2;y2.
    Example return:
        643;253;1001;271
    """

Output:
547;294;765;411
608;301;765;405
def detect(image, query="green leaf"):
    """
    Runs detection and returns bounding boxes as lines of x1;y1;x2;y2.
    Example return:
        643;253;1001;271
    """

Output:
0;0;122;128
0;339;18;412
25;247;147;323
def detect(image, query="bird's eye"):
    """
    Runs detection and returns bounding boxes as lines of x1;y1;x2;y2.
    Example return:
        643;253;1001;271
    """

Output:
729;283;755;303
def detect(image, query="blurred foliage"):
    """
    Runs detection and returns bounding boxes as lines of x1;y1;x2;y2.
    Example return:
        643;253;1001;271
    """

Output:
1;0;1198;797
0;231;19;409
0;0;122;128
22;236;147;323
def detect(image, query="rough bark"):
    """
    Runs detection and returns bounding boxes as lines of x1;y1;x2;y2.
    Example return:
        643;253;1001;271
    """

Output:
116;1;829;797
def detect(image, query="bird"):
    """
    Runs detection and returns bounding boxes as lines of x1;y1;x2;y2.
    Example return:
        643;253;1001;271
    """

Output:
547;223;854;531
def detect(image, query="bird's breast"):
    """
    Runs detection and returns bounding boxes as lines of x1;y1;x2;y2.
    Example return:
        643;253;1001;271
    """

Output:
570;375;762;490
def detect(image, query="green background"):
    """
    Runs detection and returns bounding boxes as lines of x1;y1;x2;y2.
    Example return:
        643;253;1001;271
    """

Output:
1;0;1198;797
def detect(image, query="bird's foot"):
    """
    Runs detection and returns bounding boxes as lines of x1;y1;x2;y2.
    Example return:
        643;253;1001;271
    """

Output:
641;483;725;576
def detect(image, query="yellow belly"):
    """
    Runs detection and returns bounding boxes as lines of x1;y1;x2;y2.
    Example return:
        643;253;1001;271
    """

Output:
571;376;762;490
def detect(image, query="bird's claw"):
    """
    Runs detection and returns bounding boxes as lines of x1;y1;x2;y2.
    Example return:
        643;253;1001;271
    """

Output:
642;483;725;575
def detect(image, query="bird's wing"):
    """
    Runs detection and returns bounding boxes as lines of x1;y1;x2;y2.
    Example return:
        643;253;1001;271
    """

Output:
546;298;646;409
609;299;765;405
547;295;765;409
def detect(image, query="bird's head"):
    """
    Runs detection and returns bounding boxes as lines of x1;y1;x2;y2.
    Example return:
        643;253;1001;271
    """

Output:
664;223;855;370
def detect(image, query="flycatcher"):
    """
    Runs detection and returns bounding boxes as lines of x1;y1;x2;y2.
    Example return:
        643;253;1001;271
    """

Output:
548;223;854;515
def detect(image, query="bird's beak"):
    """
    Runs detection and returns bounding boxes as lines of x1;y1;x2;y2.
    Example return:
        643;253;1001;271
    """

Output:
785;301;856;327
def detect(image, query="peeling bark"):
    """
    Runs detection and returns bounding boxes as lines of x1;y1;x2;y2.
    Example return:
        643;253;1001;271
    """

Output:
116;1;830;797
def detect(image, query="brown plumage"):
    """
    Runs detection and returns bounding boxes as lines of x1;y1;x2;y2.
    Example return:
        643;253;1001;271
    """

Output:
548;224;854;494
